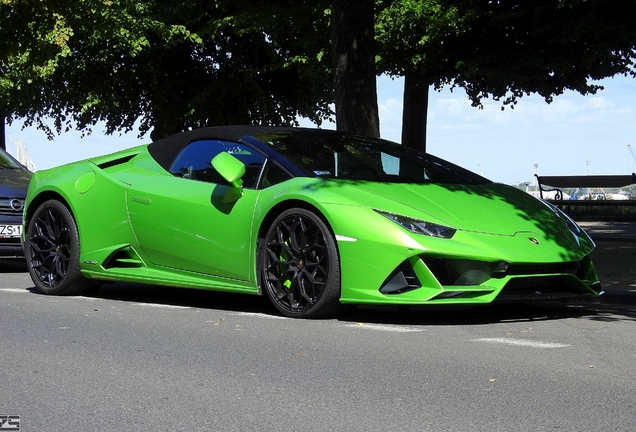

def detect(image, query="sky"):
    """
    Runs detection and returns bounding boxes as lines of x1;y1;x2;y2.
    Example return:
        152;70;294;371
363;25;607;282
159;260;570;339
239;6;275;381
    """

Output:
5;74;636;185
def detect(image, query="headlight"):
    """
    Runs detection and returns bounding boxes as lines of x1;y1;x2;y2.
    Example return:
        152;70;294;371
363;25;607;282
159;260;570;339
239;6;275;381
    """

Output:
376;211;456;239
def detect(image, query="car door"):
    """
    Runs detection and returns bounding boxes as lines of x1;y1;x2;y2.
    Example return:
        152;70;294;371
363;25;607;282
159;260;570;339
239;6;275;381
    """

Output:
127;140;265;281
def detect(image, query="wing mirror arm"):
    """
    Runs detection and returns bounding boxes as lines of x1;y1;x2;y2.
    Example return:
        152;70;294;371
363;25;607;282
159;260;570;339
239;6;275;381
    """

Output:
211;152;246;202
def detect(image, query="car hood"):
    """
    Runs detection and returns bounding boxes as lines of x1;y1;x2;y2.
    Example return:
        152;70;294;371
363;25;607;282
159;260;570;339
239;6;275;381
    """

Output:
0;167;32;197
336;181;568;236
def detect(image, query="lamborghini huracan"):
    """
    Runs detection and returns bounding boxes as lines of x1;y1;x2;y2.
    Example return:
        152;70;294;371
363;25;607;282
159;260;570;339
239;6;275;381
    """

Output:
23;126;601;318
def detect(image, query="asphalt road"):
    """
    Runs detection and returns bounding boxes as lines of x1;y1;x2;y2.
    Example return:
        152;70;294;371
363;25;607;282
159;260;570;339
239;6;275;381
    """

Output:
2;266;635;431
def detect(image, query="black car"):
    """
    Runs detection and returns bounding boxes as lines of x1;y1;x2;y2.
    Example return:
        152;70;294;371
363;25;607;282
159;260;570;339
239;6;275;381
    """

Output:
0;146;32;258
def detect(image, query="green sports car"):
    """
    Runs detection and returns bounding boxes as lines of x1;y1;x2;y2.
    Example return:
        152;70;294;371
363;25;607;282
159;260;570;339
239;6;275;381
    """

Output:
23;126;601;318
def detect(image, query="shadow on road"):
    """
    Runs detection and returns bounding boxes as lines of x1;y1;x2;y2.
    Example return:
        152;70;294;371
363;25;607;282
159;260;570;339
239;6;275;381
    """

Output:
0;260;27;273
57;282;636;326
338;299;636;325
85;282;277;315
7;260;634;325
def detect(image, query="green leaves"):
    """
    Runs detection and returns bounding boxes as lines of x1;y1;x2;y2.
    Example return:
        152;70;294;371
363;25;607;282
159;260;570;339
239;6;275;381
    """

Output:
1;0;333;140
376;0;636;107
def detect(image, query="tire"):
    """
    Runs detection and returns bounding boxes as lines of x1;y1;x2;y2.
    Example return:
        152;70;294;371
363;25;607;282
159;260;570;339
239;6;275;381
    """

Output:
260;208;344;318
25;199;93;295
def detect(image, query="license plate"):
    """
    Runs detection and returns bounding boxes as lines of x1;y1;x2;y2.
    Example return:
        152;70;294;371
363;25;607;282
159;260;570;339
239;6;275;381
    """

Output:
0;224;22;237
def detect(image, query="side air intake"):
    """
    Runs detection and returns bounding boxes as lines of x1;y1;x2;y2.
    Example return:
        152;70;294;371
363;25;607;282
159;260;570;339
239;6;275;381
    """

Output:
379;260;422;294
102;246;144;269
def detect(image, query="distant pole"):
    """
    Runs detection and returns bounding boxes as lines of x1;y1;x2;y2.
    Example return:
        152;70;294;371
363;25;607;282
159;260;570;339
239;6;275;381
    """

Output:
628;143;636;164
586;159;591;175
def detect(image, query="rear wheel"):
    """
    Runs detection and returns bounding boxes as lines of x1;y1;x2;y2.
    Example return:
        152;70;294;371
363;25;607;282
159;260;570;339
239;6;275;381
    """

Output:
25;200;93;295
261;208;343;318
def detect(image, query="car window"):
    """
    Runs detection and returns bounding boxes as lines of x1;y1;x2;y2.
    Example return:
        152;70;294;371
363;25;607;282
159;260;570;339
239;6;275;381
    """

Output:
169;140;265;189
252;131;490;185
260;160;292;188
0;148;23;169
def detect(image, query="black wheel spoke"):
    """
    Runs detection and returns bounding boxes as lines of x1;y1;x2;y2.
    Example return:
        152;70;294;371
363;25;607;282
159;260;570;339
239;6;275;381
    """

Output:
263;211;334;315
25;200;94;296
28;207;73;288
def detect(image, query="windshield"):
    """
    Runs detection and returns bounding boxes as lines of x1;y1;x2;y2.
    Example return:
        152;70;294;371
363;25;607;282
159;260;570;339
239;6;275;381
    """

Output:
251;130;490;185
0;148;23;169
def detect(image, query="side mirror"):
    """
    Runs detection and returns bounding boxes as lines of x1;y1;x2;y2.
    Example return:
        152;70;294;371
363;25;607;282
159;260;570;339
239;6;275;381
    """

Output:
211;152;246;202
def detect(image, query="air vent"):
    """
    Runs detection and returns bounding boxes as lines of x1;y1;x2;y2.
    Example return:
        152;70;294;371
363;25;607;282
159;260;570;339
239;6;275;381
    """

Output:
379;260;422;294
96;154;136;170
496;276;591;301
102;246;144;269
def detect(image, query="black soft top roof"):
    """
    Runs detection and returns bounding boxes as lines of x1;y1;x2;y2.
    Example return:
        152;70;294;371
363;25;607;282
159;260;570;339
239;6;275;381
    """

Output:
147;125;312;171
145;126;491;185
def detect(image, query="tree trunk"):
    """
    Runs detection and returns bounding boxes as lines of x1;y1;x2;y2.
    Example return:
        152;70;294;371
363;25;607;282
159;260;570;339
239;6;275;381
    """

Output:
332;0;379;138
401;71;429;152
0;115;5;151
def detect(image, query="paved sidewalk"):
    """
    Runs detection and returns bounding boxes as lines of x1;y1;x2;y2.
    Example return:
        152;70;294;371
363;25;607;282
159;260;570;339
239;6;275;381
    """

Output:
577;221;636;242
579;221;636;304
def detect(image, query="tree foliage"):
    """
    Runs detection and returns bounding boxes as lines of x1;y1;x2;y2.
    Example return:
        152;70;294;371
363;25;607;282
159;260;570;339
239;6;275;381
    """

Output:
376;0;636;151
1;0;333;144
449;0;636;106
1;0;191;142
4;0;636;155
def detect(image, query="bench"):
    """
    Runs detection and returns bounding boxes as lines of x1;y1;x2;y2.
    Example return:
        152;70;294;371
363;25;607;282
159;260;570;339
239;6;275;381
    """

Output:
534;173;636;206
534;173;636;201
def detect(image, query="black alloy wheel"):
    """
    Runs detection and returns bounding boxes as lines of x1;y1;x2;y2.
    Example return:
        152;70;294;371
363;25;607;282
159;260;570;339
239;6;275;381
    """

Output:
261;208;343;318
25;200;93;295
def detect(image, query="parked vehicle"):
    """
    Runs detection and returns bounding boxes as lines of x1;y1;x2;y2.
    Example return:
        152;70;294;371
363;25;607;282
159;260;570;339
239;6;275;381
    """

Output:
23;127;600;317
0;147;32;259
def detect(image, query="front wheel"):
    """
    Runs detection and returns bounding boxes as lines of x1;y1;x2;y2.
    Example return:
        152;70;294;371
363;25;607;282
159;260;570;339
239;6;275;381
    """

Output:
25;199;93;295
260;208;344;318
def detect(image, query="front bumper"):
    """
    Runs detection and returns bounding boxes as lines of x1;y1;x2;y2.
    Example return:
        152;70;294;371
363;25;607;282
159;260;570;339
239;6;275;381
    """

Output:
332;208;600;305
0;238;25;258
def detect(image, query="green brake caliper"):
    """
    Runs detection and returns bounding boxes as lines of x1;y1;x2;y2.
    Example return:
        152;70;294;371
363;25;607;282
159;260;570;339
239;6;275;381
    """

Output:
280;240;292;289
